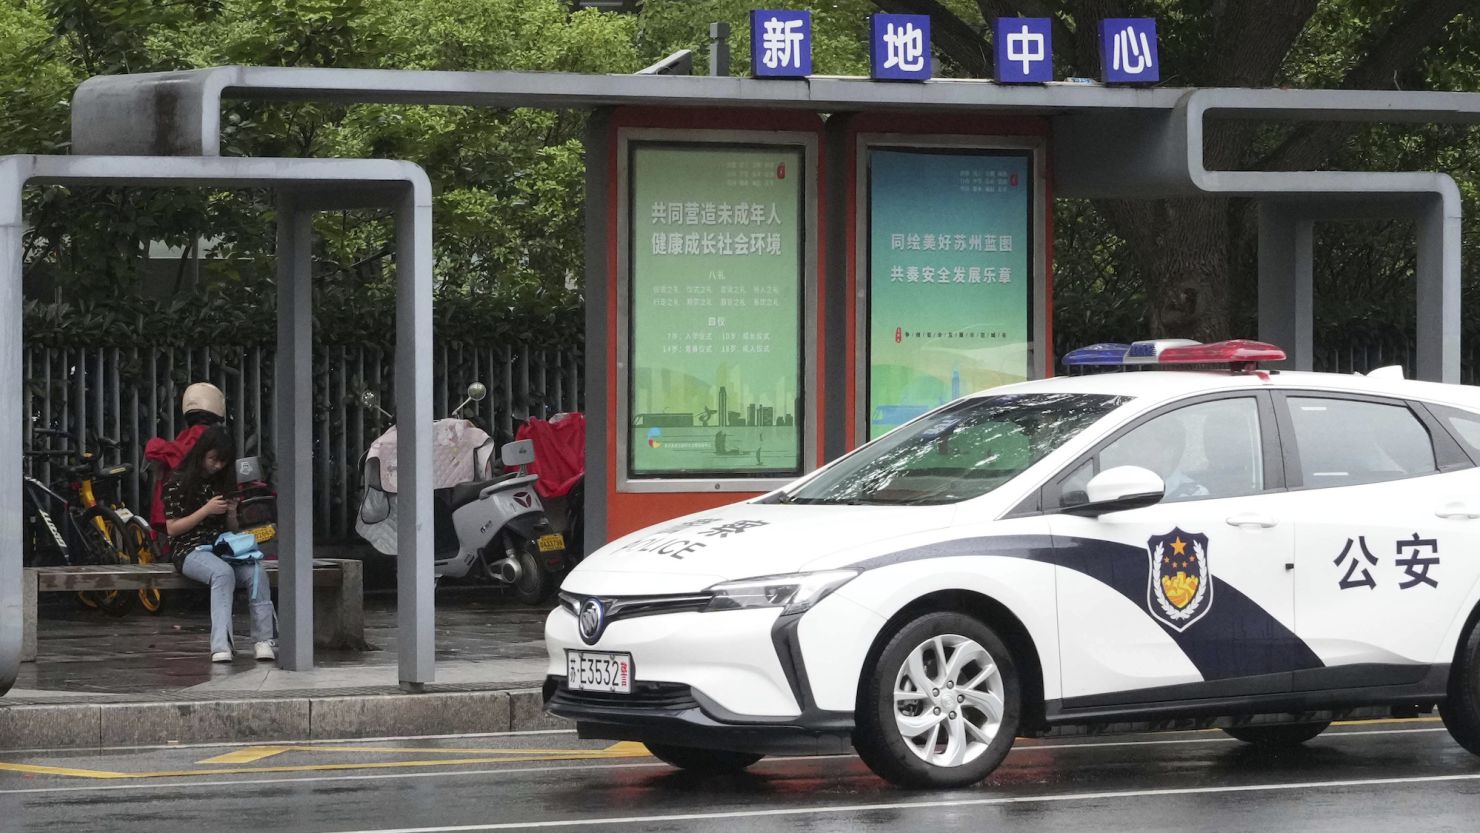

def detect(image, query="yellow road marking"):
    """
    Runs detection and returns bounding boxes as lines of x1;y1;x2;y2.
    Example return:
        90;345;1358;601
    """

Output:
0;742;651;781
197;746;295;765
0;762;131;779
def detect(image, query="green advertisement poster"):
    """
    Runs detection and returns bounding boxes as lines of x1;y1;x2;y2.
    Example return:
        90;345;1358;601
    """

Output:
867;148;1032;439
629;144;804;477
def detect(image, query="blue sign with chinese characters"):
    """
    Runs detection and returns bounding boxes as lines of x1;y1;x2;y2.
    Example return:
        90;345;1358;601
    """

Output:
750;9;812;78
994;18;1052;84
1099;18;1159;83
870;13;932;81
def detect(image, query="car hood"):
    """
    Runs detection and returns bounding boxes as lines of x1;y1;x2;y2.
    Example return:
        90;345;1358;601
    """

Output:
562;501;955;595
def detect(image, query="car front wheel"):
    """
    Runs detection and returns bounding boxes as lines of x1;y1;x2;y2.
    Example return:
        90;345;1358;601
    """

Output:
854;611;1021;788
1441;618;1480;757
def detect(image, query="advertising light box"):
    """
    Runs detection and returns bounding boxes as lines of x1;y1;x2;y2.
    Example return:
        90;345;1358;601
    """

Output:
867;147;1033;439
628;144;805;478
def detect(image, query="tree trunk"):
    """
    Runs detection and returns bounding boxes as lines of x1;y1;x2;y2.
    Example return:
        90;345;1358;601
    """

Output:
1102;198;1232;341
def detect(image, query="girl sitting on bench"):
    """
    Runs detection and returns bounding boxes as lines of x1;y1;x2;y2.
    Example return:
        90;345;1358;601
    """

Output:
162;426;277;663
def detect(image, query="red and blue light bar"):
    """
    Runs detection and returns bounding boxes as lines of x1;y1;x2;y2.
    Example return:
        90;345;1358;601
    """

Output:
1063;339;1286;368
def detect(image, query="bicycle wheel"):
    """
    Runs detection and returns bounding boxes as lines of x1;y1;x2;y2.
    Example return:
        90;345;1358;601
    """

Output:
123;515;165;614
78;506;136;616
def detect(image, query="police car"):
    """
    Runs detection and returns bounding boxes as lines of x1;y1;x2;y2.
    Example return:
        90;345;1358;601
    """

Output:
544;339;1480;787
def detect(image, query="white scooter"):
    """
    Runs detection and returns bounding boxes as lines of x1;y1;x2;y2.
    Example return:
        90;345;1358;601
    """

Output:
355;383;567;604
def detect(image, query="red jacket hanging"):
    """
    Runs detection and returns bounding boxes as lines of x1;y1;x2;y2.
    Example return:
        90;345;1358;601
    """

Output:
515;414;585;499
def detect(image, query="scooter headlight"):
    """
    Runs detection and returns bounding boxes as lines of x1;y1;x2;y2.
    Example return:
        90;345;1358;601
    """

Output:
703;570;859;615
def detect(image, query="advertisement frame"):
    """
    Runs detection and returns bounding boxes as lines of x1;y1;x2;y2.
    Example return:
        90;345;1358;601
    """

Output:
617;128;819;493
854;134;1048;447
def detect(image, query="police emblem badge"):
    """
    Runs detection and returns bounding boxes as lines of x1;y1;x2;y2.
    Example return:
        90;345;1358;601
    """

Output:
1147;528;1212;631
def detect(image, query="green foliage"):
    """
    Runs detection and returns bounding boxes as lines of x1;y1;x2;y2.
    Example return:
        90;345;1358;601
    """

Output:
13;0;639;348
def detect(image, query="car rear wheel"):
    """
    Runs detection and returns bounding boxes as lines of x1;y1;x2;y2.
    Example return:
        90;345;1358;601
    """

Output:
1440;618;1480;757
854;611;1020;788
644;743;764;773
1221;721;1330;747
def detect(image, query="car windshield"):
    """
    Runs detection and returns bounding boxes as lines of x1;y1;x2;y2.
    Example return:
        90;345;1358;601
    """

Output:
782;393;1129;506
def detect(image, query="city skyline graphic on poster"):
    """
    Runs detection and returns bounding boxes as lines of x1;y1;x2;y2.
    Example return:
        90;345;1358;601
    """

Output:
629;144;804;477
868;148;1032;439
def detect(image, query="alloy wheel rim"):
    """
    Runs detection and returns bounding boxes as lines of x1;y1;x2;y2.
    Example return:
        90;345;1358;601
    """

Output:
892;633;1004;768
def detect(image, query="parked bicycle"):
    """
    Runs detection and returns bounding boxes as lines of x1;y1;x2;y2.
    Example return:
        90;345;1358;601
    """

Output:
25;429;162;615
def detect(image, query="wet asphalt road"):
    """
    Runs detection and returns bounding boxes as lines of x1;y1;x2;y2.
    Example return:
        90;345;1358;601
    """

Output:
3;720;1478;832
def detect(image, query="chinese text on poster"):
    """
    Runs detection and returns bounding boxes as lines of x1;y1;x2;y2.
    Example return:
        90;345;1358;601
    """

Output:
629;144;805;477
868;148;1032;439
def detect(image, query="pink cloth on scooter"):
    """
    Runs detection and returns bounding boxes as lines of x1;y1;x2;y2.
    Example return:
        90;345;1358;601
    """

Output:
366;418;492;494
516;414;585;499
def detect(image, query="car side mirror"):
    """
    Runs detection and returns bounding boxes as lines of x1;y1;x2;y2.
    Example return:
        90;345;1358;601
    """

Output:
1063;465;1164;517
501;439;535;468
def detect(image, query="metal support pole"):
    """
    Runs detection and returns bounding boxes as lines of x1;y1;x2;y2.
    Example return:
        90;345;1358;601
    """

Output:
821;114;851;462
0;159;25;693
275;195;315;671
1257;202;1314;372
582;109;612;557
395;182;436;689
1416;192;1462;383
709;23;731;77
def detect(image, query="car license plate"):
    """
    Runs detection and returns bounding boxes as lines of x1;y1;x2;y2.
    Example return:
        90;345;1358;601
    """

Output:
538;532;565;553
566;651;633;694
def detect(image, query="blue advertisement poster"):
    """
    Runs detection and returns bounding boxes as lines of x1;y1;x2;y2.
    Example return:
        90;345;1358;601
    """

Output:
867;148;1033;439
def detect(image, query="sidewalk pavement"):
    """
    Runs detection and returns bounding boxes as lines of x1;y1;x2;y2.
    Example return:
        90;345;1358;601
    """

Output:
1;588;565;750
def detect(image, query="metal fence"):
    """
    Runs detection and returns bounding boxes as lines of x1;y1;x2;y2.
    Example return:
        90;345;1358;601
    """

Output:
22;343;584;542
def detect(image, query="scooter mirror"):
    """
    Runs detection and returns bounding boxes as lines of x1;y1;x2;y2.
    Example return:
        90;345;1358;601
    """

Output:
360;390;379;410
235;456;264;485
501;439;535;468
467;382;488;402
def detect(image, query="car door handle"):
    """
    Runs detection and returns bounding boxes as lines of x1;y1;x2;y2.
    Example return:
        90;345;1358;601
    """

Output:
1435;502;1480;520
1225;513;1278;529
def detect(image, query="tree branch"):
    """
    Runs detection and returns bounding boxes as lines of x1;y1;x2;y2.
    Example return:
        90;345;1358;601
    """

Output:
1258;0;1470;172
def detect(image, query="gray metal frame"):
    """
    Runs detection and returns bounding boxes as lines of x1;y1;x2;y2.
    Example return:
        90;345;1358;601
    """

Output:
0;155;435;695
614;128;820;493
852;133;1048;447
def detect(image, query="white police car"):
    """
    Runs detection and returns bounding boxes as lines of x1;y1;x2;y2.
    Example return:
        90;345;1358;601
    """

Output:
545;340;1480;787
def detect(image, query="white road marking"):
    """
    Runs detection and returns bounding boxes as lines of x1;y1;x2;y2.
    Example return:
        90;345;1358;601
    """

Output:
0;725;1451;796
325;772;1480;832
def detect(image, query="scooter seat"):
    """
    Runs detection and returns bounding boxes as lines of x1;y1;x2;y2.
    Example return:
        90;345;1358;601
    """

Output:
449;472;521;510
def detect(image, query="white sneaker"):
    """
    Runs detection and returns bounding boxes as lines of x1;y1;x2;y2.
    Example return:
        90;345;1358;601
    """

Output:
211;651;232;663
254;642;276;661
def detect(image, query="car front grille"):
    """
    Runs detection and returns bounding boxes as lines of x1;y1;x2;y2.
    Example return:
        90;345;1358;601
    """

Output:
558;591;712;622
547;679;700;712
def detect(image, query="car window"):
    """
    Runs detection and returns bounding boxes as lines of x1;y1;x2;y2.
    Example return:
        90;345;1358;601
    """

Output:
1439;408;1480;459
1063;397;1264;506
783;393;1128;506
1286;397;1435;487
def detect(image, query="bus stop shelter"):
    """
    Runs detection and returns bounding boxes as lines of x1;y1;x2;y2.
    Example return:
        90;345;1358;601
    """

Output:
0;155;435;694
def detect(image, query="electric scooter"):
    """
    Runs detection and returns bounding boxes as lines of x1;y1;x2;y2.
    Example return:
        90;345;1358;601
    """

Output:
355;383;567;604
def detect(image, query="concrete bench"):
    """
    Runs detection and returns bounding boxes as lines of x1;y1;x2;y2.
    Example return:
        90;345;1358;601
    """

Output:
21;559;366;662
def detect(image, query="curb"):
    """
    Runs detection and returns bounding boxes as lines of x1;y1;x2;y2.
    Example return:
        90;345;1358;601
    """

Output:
0;688;568;751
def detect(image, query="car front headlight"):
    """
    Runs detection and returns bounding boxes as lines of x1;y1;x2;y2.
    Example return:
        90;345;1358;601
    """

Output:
703;570;859;615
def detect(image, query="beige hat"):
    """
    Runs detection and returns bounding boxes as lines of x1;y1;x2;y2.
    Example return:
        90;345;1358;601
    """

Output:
182;382;226;418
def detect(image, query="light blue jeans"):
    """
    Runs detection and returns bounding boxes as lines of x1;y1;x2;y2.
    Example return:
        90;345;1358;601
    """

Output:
181;548;276;655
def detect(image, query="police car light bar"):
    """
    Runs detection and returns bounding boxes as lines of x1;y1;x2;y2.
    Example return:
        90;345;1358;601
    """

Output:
1157;339;1287;365
1061;343;1131;366
1062;339;1287;369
